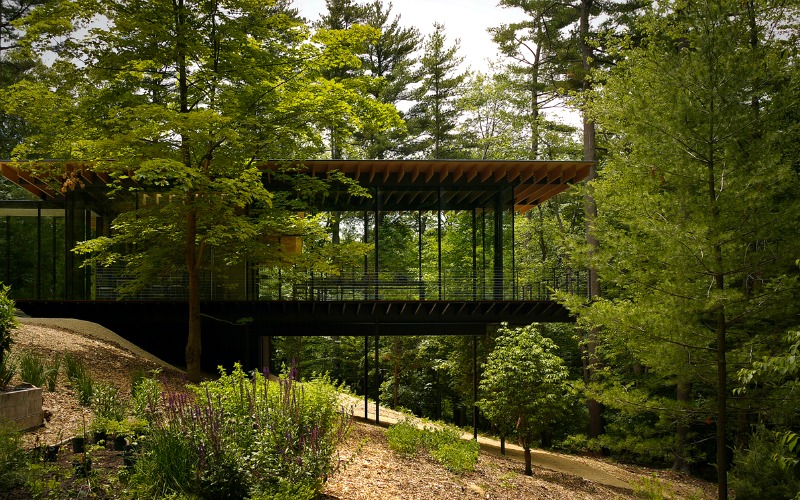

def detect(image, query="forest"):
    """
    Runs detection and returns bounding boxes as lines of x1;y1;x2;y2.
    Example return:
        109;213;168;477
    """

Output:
1;0;799;499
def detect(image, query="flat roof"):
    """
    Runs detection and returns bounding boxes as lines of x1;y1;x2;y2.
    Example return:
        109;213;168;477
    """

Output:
1;159;592;212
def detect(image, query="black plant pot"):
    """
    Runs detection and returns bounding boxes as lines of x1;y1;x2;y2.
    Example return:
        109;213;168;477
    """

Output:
71;436;85;453
45;445;59;462
123;450;136;468
93;430;107;446
113;434;127;451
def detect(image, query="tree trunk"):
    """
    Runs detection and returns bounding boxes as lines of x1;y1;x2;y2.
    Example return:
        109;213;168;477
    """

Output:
673;381;692;473
580;0;605;441
500;435;506;455
524;446;533;476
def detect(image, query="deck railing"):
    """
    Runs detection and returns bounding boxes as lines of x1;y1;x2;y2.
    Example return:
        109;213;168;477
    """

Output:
94;265;588;302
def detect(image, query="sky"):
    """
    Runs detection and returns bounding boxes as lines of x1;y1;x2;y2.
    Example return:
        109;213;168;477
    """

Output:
295;0;523;72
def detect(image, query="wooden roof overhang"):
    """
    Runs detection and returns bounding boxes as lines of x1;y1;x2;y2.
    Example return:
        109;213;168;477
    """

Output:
261;159;592;212
1;159;593;213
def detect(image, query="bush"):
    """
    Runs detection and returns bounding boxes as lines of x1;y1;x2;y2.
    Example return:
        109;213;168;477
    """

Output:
128;364;351;499
0;418;26;491
386;420;423;456
132;374;162;424
386;420;479;473
0;284;17;389
18;351;47;388
93;382;126;421
431;440;480;474
730;427;800;500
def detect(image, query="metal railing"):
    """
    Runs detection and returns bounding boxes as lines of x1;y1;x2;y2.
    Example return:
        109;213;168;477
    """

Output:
94;265;588;302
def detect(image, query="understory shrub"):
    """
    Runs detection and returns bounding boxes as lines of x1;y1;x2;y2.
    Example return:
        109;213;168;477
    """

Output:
730;426;800;500
93;382;126;421
0;284;17;389
386;420;479;473
128;364;352;499
131;374;162;424
0;418;26;491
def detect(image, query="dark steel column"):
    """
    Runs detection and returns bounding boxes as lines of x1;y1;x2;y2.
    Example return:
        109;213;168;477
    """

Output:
472;208;477;300
36;203;41;299
364;335;369;419
64;194;74;299
494;190;504;300
437;186;442;300
374;326;380;424
374;187;380;300
481;209;486;298
511;195;517;299
418;211;424;299
5;216;10;285
52;217;57;298
473;334;478;440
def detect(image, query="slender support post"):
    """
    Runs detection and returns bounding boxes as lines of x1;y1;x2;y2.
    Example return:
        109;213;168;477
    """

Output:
5;216;10;285
374;327;380;424
418;211;424;299
437;186;442;300
473;334;478;440
511;198;516;299
52;217;57;299
374;187;380;300
64;194;74;299
481;208;486;299
364;335;369;419
36;203;41;299
472;208;477;300
494;190;505;300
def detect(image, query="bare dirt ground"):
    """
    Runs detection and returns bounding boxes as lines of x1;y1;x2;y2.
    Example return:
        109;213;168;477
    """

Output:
7;317;716;499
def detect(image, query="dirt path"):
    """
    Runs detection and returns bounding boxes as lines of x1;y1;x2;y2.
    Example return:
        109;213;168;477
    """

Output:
347;397;635;490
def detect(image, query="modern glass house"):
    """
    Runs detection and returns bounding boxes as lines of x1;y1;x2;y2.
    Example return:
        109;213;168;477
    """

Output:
1;159;591;368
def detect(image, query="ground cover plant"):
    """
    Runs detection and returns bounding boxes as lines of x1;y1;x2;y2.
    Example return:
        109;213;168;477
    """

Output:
386;419;479;473
126;364;353;499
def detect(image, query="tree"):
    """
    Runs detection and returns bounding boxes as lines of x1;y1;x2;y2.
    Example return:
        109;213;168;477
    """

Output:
490;0;574;160
358;0;421;159
478;323;571;476
2;0;400;382
403;22;467;159
564;0;800;497
0;0;51;157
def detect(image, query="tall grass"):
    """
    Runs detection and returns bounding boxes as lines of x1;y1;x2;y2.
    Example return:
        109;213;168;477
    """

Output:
18;351;46;388
63;353;94;405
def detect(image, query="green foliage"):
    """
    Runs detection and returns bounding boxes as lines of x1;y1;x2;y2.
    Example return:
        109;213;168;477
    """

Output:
128;364;351;499
478;323;571;452
0;284;17;388
386;419;424;455
632;473;677;500
44;355;59;392
0;418;26;491
63;354;94;406
385;420;479;473
431;440;480;474
730;427;800;500
131;374;162;424
18;350;46;387
92;382;126;421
